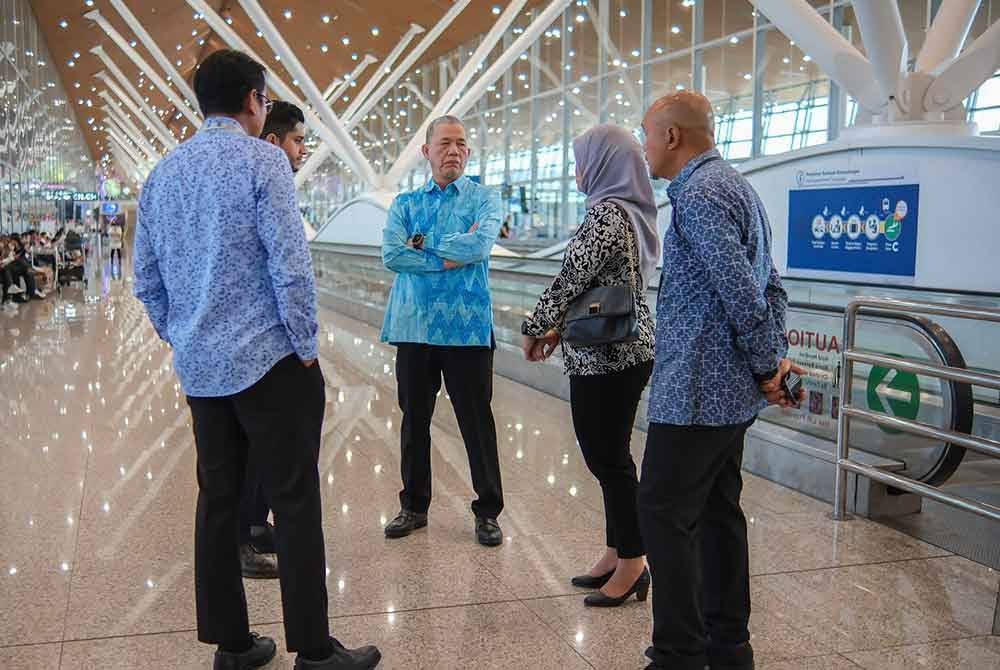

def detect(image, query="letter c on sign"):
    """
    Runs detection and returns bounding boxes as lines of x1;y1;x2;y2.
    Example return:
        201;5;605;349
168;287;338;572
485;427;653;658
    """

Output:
891;242;899;252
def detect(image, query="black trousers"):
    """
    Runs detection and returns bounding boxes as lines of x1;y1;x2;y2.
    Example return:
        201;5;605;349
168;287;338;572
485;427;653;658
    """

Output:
7;260;36;297
239;458;270;544
395;342;503;519
570;361;652;559
638;420;755;670
187;355;329;652
110;248;123;264
0;267;10;303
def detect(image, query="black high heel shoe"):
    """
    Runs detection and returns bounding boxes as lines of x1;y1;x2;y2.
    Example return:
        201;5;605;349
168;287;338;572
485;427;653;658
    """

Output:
583;567;650;607
570;569;614;589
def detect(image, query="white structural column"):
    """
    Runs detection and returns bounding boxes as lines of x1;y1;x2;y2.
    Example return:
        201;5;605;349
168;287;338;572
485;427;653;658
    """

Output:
322;79;343;101
92;48;179;148
106;0;200;115
385;0;535;188
101;101;162;159
851;1;908;104
237;0;379;186
111;145;144;181
97;76;176;152
401;82;434;111
925;16;1000;112
749;0;883;113
185;0;375;186
326;56;378;104
349;0;472;125
104;111;159;164
584;1;641;110
917;0;983;73
85;10;201;128
105;127;150;168
343;23;425;123
298;2;469;188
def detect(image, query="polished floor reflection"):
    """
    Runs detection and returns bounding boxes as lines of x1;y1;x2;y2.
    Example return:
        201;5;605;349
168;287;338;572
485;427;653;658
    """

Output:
1;265;998;670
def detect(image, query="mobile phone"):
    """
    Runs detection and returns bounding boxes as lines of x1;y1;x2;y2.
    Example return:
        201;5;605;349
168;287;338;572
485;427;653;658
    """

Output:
781;371;803;408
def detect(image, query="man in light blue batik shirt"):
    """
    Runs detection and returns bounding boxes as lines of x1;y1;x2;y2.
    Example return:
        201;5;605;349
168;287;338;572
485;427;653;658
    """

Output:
380;115;506;547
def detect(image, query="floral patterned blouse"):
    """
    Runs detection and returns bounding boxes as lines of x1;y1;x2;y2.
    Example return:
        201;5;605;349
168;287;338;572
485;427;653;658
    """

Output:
523;201;655;376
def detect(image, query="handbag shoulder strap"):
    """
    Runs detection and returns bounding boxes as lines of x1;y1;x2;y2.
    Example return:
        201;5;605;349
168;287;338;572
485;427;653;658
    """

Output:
607;201;640;293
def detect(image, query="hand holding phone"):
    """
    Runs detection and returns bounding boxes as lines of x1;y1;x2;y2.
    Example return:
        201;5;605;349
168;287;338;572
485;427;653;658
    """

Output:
760;359;807;408
781;370;804;409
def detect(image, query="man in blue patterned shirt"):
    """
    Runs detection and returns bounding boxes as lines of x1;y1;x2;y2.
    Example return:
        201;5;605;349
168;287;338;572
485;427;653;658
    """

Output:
133;50;380;670
636;92;803;670
380;115;506;547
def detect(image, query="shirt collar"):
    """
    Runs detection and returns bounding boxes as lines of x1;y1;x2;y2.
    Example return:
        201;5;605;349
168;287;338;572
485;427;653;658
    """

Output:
666;148;721;200
423;175;469;195
200;116;248;136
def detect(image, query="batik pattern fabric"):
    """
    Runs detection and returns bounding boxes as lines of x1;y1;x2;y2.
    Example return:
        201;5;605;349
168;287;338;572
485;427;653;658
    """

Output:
649;149;788;426
133;116;317;398
380;176;503;347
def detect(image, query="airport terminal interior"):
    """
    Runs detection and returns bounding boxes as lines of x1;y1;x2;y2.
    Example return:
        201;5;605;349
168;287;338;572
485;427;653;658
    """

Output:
2;0;1000;668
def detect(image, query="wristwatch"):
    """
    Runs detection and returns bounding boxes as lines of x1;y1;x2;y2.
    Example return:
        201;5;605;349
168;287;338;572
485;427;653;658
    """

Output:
520;320;531;336
411;233;425;250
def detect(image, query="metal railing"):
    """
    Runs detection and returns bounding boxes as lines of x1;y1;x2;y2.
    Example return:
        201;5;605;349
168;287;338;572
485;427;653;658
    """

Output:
833;297;1000;522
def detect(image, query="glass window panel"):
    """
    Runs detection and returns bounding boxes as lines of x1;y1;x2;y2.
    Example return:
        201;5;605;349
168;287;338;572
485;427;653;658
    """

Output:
652;0;694;57
704;0;756;43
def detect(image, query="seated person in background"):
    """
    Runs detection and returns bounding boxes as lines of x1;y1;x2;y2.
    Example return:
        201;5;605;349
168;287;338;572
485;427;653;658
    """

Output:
1;238;24;307
3;236;43;301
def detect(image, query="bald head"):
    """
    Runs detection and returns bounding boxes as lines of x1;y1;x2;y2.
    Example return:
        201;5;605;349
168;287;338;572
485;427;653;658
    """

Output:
641;91;717;180
647;91;715;140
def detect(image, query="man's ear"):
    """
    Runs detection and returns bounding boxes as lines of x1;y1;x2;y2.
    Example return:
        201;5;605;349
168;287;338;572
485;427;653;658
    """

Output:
666;126;680;150
264;132;279;146
421;144;431;161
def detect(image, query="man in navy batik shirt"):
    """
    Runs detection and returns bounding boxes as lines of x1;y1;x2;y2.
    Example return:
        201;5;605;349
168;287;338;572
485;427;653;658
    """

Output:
636;91;805;670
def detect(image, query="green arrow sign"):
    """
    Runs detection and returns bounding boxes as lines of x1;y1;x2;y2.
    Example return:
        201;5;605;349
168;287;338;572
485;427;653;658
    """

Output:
867;360;921;434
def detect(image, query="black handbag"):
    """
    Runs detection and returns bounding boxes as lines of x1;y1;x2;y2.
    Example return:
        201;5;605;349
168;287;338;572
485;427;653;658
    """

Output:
562;224;640;347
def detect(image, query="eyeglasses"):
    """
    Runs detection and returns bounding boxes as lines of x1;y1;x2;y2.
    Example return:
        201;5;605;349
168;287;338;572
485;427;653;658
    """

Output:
256;91;274;113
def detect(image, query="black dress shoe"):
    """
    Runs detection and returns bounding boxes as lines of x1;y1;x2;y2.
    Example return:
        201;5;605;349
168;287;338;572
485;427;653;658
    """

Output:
249;522;276;554
384;509;427;538
584;567;650;607
240;544;279;579
294;637;381;669
475;517;503;547
214;633;277;670
570;569;614;589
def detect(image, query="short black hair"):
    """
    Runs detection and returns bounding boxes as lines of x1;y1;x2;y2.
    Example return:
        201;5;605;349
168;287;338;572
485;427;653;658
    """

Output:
261;100;306;141
193;49;266;117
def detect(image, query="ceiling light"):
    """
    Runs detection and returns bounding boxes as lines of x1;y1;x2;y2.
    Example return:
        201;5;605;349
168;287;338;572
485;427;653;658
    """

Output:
371;27;380;36
729;36;740;44
59;19;69;29
491;5;501;14
671;25;681;34
320;43;329;53
342;36;350;45
283;9;292;19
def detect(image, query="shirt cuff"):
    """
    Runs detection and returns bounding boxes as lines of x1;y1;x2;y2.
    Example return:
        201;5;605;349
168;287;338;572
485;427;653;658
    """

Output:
294;341;319;361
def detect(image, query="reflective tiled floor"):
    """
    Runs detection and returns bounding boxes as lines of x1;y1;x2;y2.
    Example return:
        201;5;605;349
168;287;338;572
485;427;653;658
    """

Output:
1;266;998;669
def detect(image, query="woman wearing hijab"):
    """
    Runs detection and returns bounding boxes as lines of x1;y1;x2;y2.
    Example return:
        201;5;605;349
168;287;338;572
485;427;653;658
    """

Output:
520;124;658;607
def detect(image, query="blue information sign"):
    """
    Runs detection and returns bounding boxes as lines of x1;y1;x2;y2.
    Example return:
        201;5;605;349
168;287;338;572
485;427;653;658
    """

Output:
787;183;919;277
